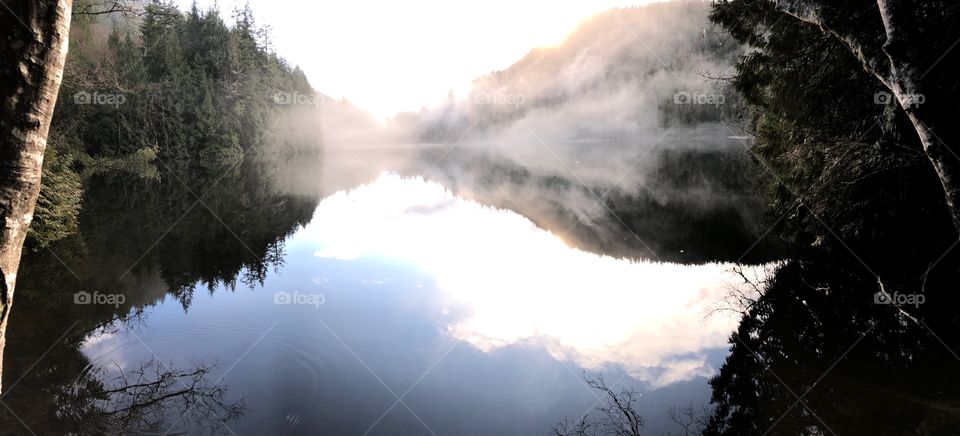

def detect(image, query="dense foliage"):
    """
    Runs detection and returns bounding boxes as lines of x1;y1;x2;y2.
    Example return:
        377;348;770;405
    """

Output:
31;0;320;248
710;0;954;273
704;258;960;435
704;2;960;434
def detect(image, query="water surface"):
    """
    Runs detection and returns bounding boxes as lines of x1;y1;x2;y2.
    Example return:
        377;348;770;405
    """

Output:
5;167;766;435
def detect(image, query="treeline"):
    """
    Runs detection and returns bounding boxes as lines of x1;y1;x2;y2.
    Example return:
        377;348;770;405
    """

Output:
32;0;322;248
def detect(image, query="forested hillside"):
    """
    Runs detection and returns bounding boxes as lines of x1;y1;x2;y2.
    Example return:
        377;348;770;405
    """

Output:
405;1;777;263
416;1;743;140
31;1;323;248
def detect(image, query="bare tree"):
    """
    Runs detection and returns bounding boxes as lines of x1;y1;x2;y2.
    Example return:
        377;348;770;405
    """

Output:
0;0;73;393
73;0;177;18
74;0;142;16
552;374;645;436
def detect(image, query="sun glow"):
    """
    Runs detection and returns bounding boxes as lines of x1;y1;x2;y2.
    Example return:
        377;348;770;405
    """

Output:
180;0;658;118
300;174;773;386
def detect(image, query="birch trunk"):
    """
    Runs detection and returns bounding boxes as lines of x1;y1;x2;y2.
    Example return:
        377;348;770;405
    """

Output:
876;0;960;231
775;0;960;232
0;0;73;392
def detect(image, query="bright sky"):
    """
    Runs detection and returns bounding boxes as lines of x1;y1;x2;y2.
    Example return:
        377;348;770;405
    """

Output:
179;0;653;118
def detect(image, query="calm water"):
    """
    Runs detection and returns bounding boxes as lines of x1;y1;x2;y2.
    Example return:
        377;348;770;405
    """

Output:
6;152;960;435
2;157;770;435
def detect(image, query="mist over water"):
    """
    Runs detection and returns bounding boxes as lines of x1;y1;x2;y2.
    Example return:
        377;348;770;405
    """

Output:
295;2;773;264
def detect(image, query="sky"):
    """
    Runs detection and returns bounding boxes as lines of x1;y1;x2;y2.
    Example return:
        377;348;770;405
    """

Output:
178;0;657;118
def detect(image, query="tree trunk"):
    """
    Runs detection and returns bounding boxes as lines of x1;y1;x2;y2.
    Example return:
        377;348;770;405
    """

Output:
775;0;960;233
0;0;73;393
876;0;960;231
899;97;960;231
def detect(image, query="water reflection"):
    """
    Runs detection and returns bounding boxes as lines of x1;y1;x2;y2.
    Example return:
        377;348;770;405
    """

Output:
301;173;771;386
4;162;758;434
0;155;322;435
705;257;960;435
5;151;955;435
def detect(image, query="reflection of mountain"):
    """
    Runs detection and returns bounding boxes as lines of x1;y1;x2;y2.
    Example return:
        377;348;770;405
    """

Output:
394;2;775;263
1;156;322;434
421;143;776;263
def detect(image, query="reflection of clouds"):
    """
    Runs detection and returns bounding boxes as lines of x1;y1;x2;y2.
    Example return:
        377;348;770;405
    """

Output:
82;331;133;375
303;174;771;387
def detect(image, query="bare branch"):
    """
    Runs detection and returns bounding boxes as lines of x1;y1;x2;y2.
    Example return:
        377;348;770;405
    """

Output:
666;402;710;436
61;357;245;434
551;373;644;436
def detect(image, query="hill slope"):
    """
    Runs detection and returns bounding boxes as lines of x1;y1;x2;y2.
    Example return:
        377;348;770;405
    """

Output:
403;1;778;263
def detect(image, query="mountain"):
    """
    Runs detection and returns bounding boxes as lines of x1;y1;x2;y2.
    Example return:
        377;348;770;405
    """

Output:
400;0;779;263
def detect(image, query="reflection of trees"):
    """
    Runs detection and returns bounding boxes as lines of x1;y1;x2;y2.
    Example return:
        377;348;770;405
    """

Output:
0;285;246;435
552;374;645;436
61;358;244;435
705;258;960;435
667;403;709;436
552;374;715;436
75;155;319;309
1;156;320;433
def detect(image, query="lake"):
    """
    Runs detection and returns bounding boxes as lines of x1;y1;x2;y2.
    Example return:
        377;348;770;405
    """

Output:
1;155;772;435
